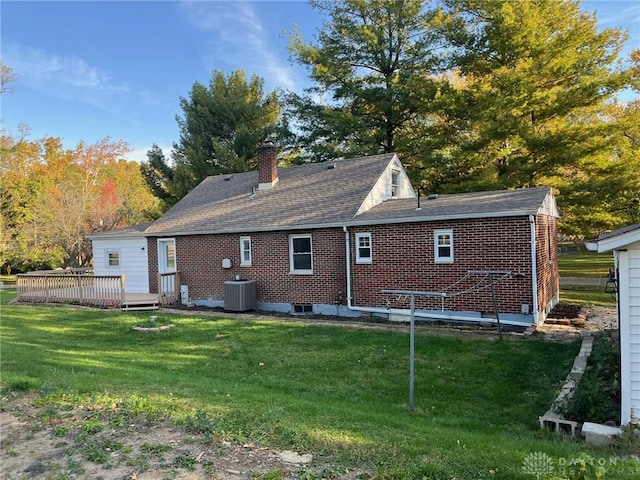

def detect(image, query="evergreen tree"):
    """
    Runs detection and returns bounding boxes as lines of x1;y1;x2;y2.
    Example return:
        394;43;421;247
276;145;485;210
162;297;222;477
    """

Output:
171;70;279;198
140;144;176;208
288;0;446;165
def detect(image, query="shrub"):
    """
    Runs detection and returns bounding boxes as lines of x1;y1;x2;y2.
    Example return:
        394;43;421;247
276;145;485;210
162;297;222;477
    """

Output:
564;332;621;424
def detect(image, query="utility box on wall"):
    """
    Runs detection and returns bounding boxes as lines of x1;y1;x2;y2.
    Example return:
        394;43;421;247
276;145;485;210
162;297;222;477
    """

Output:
180;285;189;304
224;280;257;312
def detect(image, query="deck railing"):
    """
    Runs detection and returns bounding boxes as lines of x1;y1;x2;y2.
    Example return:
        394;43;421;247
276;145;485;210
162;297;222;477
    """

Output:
158;271;180;306
17;270;125;308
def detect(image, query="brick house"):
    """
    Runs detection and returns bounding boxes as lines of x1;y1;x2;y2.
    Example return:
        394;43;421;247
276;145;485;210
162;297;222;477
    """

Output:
90;141;560;326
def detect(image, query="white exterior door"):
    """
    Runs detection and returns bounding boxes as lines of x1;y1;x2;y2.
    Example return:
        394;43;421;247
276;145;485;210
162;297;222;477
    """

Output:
158;238;176;273
157;238;177;298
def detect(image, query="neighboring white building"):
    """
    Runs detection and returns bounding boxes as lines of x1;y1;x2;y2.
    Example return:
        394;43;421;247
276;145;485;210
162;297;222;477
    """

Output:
89;223;152;294
586;223;640;426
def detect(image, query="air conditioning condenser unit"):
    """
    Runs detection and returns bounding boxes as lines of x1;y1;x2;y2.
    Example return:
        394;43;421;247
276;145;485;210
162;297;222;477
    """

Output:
224;279;257;312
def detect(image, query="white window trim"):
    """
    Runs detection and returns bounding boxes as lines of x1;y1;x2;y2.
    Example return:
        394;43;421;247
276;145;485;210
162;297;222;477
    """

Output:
106;250;120;268
240;236;252;267
434;229;454;264
157;238;177;273
355;232;372;264
391;169;399;197
289;234;313;274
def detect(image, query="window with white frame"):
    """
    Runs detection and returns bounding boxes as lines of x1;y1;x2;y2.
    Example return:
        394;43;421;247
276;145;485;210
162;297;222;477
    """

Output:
289;234;313;274
240;236;252;266
355;233;372;263
391;169;399;197
106;251;120;267
434;229;454;263
158;238;176;273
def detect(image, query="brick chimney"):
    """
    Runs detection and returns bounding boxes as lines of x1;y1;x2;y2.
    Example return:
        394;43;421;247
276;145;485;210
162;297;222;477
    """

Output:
257;140;278;189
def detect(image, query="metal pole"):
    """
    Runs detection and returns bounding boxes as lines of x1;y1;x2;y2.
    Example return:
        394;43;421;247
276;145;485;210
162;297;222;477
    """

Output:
381;289;445;412
409;293;415;411
489;280;503;339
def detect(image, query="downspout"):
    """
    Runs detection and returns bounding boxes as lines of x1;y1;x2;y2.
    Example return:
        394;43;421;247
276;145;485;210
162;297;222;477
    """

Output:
342;226;530;326
343;226;388;315
530;215;539;325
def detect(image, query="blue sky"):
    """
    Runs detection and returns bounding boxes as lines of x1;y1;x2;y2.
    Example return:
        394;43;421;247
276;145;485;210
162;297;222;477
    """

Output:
2;1;639;163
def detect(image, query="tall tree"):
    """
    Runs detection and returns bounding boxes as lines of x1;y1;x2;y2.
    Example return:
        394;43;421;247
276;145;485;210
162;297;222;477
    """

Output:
287;0;446;164
558;99;640;237
0;134;160;271
140;144;176;209
169;70;279;199
0;60;16;95
422;0;637;194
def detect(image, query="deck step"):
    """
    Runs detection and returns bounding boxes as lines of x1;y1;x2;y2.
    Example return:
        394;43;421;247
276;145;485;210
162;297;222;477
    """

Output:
122;304;159;311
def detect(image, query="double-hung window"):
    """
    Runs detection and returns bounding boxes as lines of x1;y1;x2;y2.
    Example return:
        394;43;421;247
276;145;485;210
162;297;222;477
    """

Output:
240;236;252;266
355;233;372;264
289;234;313;274
391;169;399;197
434;229;454;263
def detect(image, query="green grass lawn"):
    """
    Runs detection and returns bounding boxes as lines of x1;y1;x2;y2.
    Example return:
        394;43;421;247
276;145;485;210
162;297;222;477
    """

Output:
1;304;637;479
558;247;614;278
0;287;17;305
560;286;617;307
558;246;617;307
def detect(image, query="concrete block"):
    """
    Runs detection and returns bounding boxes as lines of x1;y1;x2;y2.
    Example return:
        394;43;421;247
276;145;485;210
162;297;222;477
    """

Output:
539;411;578;435
582;422;622;446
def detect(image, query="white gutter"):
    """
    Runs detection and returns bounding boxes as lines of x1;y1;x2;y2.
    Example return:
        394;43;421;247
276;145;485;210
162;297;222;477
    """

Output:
530;215;539;325
342;226;531;326
584;240;598;252
147;210;541;238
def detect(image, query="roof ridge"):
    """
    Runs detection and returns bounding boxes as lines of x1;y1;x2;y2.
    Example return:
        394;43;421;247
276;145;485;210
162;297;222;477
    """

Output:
199;152;397;181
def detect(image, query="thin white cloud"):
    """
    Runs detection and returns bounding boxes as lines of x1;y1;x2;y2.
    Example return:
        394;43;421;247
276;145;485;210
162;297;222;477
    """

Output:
3;43;168;113
3;43;130;110
178;0;298;91
585;1;640;28
139;89;169;106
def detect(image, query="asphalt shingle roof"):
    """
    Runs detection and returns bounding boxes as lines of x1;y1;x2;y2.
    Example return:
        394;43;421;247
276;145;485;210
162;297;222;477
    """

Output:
595;223;640;241
88;222;154;240
145;153;397;236
353;188;556;225
97;153;555;238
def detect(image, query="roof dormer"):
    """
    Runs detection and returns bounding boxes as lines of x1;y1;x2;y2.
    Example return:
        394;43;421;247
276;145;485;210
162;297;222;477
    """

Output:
354;154;416;216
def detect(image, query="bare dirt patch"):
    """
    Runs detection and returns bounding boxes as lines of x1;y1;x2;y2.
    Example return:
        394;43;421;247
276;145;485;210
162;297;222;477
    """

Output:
0;394;367;480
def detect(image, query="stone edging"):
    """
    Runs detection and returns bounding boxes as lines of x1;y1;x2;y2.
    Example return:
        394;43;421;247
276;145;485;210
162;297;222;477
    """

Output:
538;334;593;435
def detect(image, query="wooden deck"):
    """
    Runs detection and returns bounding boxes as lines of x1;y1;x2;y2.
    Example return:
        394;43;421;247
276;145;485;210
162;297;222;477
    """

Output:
15;271;176;311
17;286;160;311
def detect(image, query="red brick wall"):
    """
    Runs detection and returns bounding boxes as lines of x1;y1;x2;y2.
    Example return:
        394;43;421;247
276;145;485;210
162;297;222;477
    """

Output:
148;230;346;305
535;215;560;312
350;217;535;314
146;214;558;316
